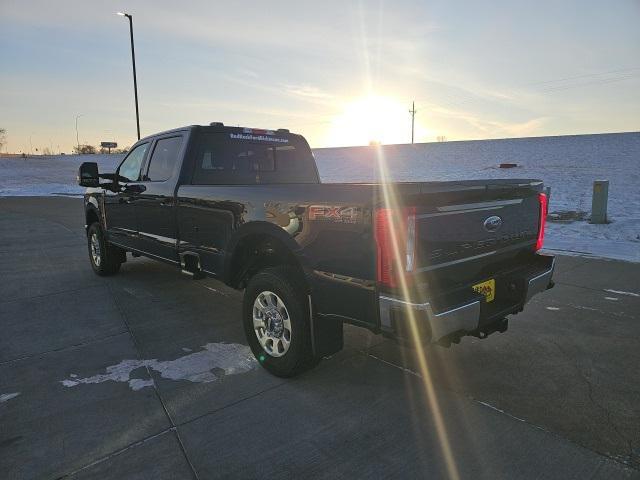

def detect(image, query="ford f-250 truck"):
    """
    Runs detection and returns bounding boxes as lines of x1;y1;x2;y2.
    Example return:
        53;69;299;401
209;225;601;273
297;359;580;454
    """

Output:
78;123;554;377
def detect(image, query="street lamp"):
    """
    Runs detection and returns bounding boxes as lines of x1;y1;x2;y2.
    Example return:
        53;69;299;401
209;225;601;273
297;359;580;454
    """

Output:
75;114;84;153
117;12;141;140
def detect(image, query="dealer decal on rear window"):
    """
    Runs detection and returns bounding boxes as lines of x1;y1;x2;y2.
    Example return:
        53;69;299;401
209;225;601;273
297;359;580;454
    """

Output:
308;205;361;224
229;133;289;143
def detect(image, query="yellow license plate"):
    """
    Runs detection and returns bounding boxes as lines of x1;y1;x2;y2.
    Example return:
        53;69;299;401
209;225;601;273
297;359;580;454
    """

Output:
472;279;496;303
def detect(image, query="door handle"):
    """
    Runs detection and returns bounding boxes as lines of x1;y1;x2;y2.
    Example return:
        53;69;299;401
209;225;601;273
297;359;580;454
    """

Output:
123;184;146;194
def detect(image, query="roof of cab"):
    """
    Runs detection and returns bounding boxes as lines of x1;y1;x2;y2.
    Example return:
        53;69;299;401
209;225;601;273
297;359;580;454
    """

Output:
135;123;299;145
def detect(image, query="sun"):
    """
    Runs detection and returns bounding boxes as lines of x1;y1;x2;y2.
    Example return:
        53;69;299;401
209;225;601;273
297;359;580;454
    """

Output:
326;95;424;147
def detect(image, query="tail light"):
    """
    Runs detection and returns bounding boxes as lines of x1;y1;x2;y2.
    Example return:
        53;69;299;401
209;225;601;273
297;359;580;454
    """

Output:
536;192;548;251
375;207;417;289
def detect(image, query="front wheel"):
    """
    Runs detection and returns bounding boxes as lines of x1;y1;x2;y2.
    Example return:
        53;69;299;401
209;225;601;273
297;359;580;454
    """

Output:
243;266;319;377
87;222;122;276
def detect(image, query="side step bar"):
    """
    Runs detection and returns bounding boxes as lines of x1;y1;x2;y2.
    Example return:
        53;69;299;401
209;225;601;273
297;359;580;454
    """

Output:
179;252;205;280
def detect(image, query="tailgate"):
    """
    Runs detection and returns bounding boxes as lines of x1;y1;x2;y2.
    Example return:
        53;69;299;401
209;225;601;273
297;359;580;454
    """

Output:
374;179;551;341
376;179;545;294
414;181;541;285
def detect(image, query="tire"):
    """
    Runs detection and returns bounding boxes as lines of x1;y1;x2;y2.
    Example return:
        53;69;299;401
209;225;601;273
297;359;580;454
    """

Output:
87;222;123;276
243;266;319;377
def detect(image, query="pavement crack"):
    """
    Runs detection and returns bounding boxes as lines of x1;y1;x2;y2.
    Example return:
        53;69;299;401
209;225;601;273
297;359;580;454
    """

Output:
176;381;288;429
0;284;102;305
56;428;175;478
548;340;635;467
363;343;639;472
106;281;202;480
0;331;129;366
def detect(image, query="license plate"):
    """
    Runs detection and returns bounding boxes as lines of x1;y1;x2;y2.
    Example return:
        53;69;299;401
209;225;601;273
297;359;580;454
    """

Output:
473;279;496;303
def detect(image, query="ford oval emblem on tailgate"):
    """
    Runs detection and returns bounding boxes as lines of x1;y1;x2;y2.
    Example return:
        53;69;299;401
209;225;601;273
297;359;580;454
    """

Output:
483;215;503;232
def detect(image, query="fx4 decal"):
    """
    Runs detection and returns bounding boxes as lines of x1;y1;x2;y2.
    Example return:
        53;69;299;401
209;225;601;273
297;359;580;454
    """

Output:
308;205;361;224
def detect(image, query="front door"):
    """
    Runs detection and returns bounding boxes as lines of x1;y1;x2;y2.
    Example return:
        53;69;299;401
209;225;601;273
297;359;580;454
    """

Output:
135;135;185;262
104;142;149;250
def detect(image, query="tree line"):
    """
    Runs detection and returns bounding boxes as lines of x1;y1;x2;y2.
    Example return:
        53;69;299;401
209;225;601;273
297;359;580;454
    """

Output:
73;145;130;154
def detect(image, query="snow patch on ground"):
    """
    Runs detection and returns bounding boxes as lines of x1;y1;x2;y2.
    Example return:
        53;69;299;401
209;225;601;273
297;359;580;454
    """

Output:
604;289;640;298
0;392;20;403
60;343;257;391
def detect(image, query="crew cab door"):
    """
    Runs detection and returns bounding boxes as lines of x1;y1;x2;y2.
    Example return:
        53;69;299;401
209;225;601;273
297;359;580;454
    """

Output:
104;142;149;250
176;132;243;274
135;134;185;262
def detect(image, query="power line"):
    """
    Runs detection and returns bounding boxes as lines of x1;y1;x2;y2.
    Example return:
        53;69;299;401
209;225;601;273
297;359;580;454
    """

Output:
525;67;640;87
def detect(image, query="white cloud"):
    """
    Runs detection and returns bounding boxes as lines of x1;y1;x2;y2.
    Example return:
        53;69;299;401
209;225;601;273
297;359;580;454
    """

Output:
284;84;334;100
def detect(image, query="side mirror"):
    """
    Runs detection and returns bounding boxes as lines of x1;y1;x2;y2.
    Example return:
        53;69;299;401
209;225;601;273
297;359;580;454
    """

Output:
78;162;99;187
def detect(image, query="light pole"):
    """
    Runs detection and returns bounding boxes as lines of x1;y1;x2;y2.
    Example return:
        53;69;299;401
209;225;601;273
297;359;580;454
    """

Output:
75;114;84;153
117;12;141;140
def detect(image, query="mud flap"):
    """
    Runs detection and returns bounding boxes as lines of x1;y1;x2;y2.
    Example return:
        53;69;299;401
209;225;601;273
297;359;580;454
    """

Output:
309;296;344;357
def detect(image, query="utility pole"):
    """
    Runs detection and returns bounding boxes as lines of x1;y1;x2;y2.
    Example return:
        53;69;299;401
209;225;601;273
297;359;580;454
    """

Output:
409;101;417;144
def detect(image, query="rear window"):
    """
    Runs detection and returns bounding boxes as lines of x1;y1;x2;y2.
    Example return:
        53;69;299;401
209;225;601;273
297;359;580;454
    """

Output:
191;132;318;185
145;136;183;182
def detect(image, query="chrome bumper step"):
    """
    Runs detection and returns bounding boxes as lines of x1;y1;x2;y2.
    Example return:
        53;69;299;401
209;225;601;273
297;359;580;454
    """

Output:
379;256;555;343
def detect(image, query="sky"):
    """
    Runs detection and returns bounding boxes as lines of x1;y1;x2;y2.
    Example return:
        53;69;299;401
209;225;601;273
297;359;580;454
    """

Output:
1;0;639;153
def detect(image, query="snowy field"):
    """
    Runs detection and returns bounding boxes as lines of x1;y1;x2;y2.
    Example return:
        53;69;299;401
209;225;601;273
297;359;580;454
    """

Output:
315;132;640;262
0;153;122;197
1;132;638;261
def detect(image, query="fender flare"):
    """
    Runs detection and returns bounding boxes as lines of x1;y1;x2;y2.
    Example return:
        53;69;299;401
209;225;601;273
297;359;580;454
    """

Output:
85;198;102;230
221;221;308;285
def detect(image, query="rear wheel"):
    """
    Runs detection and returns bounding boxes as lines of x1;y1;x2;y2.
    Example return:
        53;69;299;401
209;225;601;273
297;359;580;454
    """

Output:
243;266;318;377
87;222;123;276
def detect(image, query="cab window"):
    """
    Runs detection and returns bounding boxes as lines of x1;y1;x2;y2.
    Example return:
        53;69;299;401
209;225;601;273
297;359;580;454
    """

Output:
144;136;183;182
118;143;149;182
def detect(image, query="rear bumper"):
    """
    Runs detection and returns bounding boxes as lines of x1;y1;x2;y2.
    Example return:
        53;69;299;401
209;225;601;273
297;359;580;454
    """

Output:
379;255;555;342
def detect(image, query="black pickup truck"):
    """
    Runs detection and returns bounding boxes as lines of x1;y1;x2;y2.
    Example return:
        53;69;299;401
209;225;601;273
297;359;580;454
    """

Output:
78;123;554;376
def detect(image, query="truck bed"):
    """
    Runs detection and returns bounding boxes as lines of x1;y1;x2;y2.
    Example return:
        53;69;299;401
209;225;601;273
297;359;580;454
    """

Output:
176;177;549;341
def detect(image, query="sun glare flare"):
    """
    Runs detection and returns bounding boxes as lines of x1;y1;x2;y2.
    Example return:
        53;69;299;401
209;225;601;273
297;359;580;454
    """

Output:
326;96;429;147
374;145;461;480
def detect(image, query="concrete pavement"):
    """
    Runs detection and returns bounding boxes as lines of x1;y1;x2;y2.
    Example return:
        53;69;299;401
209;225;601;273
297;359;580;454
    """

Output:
1;197;638;479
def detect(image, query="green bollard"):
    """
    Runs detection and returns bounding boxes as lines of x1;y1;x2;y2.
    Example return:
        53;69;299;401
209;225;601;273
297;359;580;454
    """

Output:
590;180;609;224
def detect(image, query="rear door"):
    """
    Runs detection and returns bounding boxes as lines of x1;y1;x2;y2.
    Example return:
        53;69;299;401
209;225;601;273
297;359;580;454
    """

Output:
104;142;149;250
177;130;319;274
135;134;186;262
178;132;263;273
